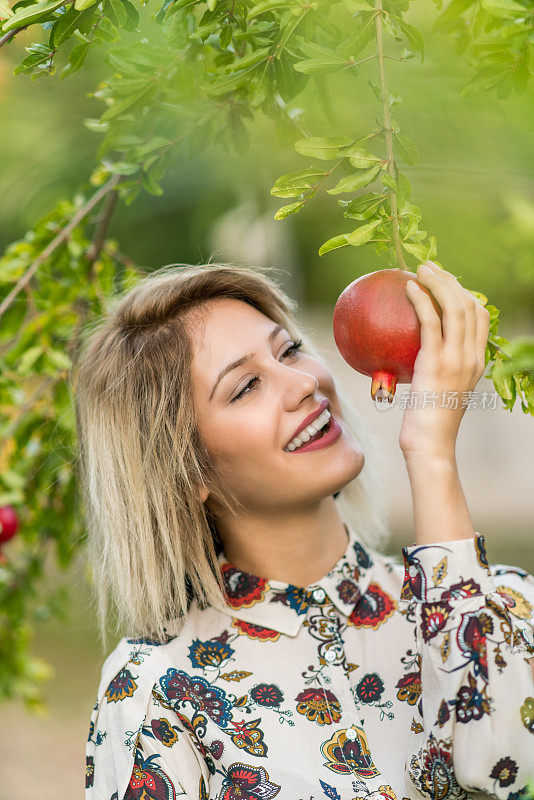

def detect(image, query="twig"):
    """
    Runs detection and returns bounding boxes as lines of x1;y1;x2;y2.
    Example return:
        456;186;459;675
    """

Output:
488;338;512;359
85;186;120;277
0;26;26;48
0;175;121;321
373;0;406;269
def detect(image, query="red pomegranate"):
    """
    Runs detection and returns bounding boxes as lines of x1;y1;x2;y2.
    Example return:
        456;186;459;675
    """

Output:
0;505;19;545
332;268;443;402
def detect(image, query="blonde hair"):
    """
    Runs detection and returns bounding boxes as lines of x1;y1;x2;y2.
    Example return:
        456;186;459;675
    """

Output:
69;263;391;651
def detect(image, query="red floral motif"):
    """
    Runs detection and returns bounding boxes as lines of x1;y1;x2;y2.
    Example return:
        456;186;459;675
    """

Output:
220;563;269;609
421;601;451;642
395;671;422;706
232;619;281;641
349;584;396;629
124;751;177;800
295;687;342;725
456;612;489;680
220;762;281;800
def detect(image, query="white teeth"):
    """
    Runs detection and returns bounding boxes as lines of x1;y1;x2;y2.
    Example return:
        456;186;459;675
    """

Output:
285;409;331;452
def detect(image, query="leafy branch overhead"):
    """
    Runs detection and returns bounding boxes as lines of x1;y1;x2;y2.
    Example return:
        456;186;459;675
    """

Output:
0;0;533;712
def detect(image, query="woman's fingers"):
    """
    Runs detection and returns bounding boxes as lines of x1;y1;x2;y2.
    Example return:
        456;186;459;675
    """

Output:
416;262;466;359
405;278;443;354
423;261;483;378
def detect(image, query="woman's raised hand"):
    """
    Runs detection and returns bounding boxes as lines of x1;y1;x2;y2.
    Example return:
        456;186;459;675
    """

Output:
399;260;491;461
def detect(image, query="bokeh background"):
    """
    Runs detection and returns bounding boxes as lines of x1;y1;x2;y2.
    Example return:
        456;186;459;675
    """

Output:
0;1;533;797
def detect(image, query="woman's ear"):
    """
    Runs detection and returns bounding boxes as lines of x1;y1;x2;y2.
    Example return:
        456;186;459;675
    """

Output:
198;484;209;504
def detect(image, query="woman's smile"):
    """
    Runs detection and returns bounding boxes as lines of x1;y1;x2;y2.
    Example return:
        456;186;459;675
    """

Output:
284;414;343;453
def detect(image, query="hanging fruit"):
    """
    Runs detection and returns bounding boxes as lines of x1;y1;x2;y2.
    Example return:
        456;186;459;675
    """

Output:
0;505;19;545
333;268;443;403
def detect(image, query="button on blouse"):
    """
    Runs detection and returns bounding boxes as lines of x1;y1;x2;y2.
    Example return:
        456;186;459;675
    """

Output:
85;522;534;800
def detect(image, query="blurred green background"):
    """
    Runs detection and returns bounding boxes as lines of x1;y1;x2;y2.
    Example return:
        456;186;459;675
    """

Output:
0;1;533;797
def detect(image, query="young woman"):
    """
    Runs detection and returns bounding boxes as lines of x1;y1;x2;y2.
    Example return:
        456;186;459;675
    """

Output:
75;262;534;800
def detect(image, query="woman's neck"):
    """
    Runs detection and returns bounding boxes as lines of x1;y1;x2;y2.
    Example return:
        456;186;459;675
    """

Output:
215;498;349;587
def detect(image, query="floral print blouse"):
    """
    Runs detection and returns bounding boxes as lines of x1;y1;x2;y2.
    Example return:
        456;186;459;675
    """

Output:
85;522;534;800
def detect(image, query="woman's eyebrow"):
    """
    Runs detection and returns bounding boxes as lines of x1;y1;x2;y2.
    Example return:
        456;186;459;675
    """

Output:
209;324;286;402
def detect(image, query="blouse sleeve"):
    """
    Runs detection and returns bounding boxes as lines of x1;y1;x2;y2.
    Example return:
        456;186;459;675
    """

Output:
85;639;210;800
398;532;534;799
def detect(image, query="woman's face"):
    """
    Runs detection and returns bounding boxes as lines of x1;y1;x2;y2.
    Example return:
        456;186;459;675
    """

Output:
186;297;364;514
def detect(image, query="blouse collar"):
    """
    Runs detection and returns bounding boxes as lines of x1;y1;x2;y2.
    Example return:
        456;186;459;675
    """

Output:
216;521;376;637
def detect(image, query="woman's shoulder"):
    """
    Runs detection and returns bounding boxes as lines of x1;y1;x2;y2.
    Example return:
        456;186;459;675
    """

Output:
92;599;221;711
97;634;177;699
86;632;192;797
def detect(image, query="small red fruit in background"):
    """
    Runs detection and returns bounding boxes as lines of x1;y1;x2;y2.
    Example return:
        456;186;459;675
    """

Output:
0;505;19;545
333;268;443;402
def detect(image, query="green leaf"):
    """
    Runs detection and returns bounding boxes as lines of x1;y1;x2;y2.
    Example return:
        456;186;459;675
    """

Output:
492;354;516;409
430;0;476;33
397;19;424;63
274;201;304;219
342;0;373;11
293;57;347;74
2;0;66;32
105;0;128;27
270;167;327;197
380;172;396;190
16;345;44;374
105;161;140;175
341;192;387;220
327;164;382;194
248;0;303;18
294;37;340;59
294;136;353;160
50;7;81;47
60;40;91;76
101;84;153;120
468;289;488;307
13;50;51;73
345;218;382;245
394;132;420;165
401;240;430;260
348;147;383;168
318;218;382;255
121;0;139;31
0;469;25;490
204;60;263;94
45;348;71;371
335;15;375;59
219;22;232;48
318;233;350;256
278;8;307;52
0;0;14;17
221;46;270;73
481;0;526;17
74;0;98;9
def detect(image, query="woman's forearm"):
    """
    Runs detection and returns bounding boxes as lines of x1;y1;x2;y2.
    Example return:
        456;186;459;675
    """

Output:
404;453;476;546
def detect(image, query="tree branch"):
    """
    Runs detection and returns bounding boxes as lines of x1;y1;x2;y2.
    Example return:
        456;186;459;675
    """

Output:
374;0;406;269
85;185;120;277
0;26;26;48
0;175;121;321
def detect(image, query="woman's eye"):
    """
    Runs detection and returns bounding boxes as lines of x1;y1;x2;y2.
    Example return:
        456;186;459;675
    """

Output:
229;339;303;403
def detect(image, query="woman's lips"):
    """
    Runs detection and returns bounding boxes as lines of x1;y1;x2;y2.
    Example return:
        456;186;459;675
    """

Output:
284;415;342;454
